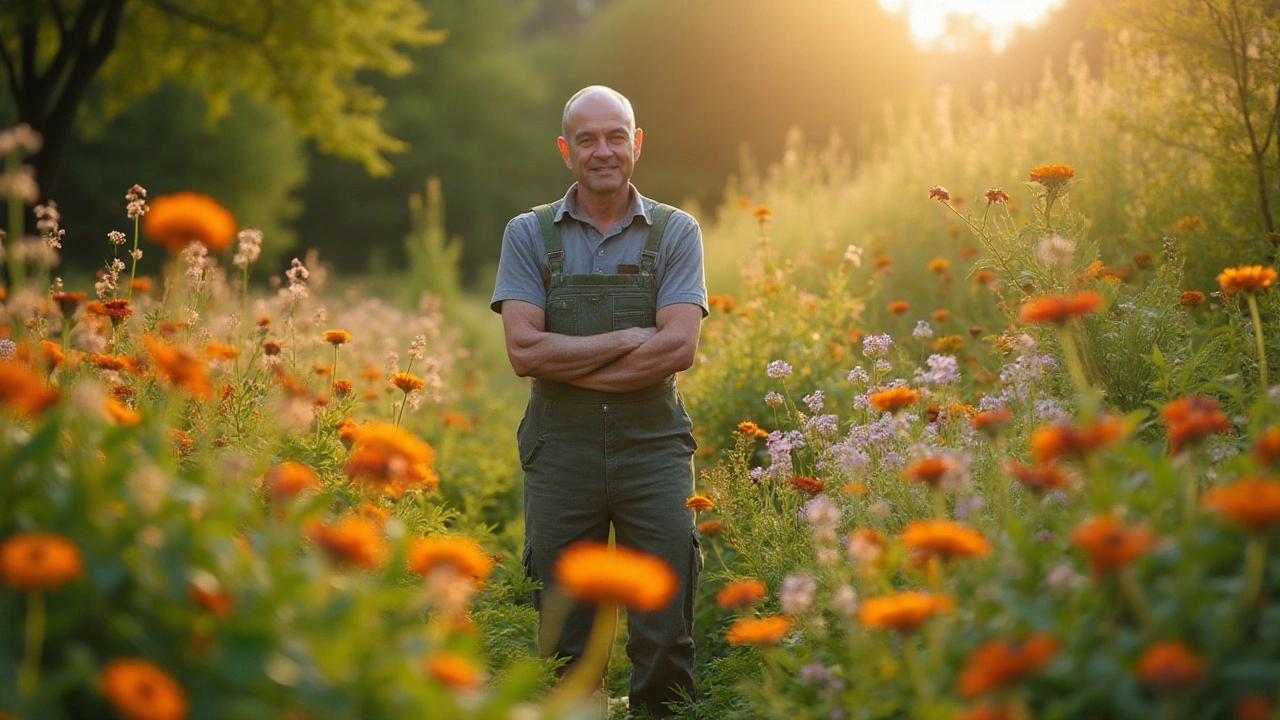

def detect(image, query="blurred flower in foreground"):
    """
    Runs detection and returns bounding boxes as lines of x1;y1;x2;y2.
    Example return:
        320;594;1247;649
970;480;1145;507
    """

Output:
307;516;388;569
554;542;676;612
408;535;494;584
1217;265;1277;294
0;533;83;590
142;192;237;254
0;360;59;415
99;657;189;720
956;633;1059;697
901;520;989;562
1070;515;1157;576
1200;478;1280;532
1028;164;1075;190
1136;641;1205;690
726;615;792;645
1017;291;1102;325
859;591;954;632
1159;395;1229;454
716;579;767;610
424;652;482;690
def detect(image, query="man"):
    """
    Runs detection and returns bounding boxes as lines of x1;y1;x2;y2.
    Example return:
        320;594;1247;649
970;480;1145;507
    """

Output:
490;85;706;718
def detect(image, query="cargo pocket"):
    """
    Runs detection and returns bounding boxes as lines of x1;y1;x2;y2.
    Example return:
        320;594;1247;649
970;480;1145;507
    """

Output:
545;296;578;335
690;527;704;575
522;543;541;611
517;396;551;468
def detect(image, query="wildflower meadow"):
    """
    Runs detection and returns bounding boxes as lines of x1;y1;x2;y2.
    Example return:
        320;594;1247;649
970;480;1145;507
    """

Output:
4;3;1280;719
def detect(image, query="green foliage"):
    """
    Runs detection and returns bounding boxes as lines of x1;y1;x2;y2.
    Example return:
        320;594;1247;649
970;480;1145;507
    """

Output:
91;0;444;176
404;177;463;308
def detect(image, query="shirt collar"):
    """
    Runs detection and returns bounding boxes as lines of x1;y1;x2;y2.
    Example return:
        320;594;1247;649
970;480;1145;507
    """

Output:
556;183;650;227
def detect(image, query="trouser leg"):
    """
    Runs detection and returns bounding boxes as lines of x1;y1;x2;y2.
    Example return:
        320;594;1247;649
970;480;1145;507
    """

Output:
520;392;611;667
608;392;700;718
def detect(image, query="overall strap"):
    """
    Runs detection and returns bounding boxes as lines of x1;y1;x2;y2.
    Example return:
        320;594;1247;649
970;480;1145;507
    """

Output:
533;204;564;277
640;203;675;275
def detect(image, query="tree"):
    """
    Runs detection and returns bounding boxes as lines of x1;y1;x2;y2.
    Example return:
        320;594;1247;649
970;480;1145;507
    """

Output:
1107;0;1280;235
0;0;442;199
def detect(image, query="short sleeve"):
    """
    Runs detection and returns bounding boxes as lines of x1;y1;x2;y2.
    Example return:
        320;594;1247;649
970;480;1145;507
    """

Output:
655;211;708;317
490;215;548;314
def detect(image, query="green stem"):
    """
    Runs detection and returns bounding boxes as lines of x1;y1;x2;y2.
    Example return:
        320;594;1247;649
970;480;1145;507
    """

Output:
1056;325;1094;413
1117;567;1152;633
1181;460;1200;539
1242;533;1268;615
19;589;46;703
901;633;935;703
126;215;140;303
1247;293;1269;388
545;602;616;717
931;486;946;520
331;345;339;397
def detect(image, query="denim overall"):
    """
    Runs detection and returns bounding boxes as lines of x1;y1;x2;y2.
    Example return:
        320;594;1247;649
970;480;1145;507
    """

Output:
519;202;700;717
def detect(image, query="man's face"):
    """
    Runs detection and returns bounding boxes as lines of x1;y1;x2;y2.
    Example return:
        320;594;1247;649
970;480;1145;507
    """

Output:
558;94;642;197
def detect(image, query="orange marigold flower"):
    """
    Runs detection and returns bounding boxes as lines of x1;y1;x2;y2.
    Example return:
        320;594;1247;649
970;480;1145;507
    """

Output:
265;460;321;501
52;291;86;318
904;455;959;486
1029;416;1126;464
686;495;715;512
841;481;869;495
1071;515;1157;576
752;205;774;221
859;591;954;632
333;379;354;397
391;372;425;393
170;429;195;456
203;343;240;361
142;191;236;254
1017;291;1103;325
91;353;133;372
39;339;63;367
1234;695;1276;720
1254;427;1280;467
1136;641;1205;690
927;258;950;274
307;517;388;569
932;335;966;354
353;502;391;525
104;398;142;427
1028;164;1075;189
0;533;83;590
873;255;894;269
735;197;752;209
341;422;437;495
408;535;494;582
323;329;352;345
737;420;768;438
887;300;910;316
716;578;768;609
957;633;1059;697
1006;461;1071;493
973;269;998;286
102;299;132;322
985;188;1010;204
143;336;212;398
131;277;153;294
970;408;1012;437
100;658;189;720
901;520;989;562
1179;291;1206;307
261;339;282;356
440;411;473;430
1160;395;1230;454
953;704;1016;720
1201;478;1280;532
424;652;481;690
789;476;825;496
725;615;792;645
1218;265;1277;294
932;309;950;323
869;386;920;413
928;185;951;202
0;360;59;415
554;541;677;612
697;519;725;536
1133;253;1154;269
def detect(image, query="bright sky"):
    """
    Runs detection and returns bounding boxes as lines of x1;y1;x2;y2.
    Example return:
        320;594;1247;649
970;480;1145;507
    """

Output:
878;0;1067;49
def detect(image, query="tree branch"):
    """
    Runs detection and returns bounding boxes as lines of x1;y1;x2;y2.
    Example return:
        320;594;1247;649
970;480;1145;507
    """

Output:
48;0;68;37
143;0;270;43
40;0;107;110
0;39;19;100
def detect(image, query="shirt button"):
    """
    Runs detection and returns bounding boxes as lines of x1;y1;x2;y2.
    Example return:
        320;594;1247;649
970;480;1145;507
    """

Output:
602;404;609;413
597;249;605;256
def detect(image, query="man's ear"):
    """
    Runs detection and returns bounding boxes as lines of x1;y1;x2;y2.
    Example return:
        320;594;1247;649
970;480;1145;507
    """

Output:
557;137;572;169
633;128;643;160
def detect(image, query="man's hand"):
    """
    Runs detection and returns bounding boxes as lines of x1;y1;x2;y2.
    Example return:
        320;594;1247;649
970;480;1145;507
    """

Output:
500;299;655;381
567;303;702;393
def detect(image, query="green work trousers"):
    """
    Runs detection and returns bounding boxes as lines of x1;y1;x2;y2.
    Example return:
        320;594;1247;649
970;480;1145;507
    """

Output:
519;377;700;718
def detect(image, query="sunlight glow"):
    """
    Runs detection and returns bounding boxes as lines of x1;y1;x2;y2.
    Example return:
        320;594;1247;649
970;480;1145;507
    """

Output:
879;0;1066;49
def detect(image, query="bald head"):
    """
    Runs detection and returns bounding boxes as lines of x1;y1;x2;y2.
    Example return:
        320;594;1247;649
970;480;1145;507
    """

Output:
561;86;635;139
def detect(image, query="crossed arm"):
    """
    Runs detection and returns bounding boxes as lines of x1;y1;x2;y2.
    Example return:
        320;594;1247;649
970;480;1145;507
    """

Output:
500;300;702;393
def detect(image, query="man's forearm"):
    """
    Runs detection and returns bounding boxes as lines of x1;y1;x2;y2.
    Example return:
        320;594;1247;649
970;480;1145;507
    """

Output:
511;328;648;382
567;331;691;393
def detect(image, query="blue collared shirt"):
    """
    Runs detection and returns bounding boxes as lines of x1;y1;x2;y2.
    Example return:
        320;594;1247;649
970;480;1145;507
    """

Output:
490;183;707;316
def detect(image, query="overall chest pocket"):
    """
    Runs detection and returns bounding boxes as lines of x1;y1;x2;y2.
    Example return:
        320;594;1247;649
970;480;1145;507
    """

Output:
545;296;578;335
612;294;655;330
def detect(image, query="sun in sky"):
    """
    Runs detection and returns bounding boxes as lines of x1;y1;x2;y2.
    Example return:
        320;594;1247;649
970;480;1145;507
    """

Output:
879;0;1067;49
